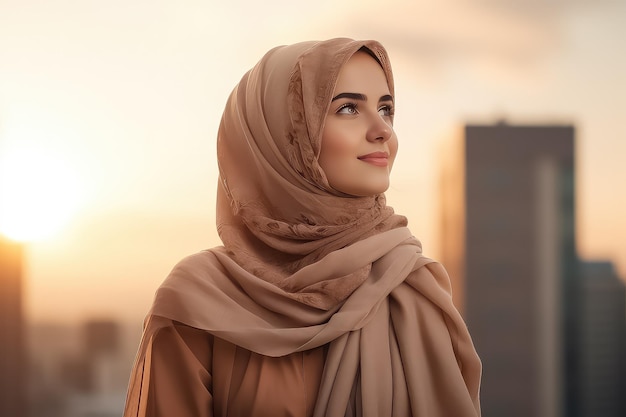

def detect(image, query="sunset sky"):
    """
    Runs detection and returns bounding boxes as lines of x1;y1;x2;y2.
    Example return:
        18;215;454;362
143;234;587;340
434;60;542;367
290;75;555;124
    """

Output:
1;0;625;324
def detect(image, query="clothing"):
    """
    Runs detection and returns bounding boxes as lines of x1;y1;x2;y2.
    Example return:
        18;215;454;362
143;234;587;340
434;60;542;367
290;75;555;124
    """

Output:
125;229;481;416
124;38;481;416
131;316;326;417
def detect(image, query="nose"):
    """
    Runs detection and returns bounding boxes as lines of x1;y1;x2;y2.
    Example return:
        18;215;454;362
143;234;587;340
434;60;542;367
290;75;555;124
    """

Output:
366;115;393;143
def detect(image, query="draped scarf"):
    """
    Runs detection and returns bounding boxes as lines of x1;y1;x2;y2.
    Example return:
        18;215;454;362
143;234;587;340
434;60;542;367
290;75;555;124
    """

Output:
124;38;481;416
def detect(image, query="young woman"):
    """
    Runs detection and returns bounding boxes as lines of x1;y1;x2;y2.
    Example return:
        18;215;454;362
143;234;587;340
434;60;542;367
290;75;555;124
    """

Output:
124;38;481;417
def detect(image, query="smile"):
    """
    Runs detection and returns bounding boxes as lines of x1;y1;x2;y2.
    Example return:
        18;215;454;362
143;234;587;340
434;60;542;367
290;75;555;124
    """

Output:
358;152;389;167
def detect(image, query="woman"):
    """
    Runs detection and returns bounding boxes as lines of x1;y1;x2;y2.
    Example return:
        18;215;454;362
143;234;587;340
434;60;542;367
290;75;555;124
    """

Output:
124;38;481;417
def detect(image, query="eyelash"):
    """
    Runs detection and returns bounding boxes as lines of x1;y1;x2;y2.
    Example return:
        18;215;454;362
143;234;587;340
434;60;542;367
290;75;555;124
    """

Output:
336;102;395;117
379;104;395;117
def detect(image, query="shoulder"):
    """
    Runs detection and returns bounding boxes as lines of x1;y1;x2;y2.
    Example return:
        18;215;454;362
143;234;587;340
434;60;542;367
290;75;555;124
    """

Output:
407;258;453;297
146;315;214;361
161;248;228;289
170;248;224;275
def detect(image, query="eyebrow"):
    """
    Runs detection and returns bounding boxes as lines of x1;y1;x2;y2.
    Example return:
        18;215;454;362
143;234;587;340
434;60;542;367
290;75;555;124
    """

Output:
331;92;394;103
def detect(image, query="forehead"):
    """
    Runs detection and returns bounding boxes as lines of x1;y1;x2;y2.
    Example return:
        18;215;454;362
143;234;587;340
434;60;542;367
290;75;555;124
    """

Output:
333;51;391;93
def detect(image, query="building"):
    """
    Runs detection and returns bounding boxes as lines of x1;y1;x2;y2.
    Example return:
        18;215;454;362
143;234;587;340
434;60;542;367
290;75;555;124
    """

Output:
29;319;132;417
65;319;129;417
0;235;27;417
578;261;626;417
440;123;578;417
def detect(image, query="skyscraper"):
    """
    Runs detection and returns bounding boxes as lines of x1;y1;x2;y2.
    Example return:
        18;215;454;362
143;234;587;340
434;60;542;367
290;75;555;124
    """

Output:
440;123;578;417
578;260;626;417
0;235;26;417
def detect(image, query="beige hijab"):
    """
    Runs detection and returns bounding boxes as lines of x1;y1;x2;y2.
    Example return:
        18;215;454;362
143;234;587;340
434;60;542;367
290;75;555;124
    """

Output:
126;38;481;416
215;38;407;309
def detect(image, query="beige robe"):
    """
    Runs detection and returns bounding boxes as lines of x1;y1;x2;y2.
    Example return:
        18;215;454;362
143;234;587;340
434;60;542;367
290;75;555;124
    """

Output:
133;316;326;417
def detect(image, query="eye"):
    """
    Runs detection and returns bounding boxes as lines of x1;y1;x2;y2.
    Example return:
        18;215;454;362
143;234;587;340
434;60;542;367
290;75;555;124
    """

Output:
378;104;394;118
336;103;358;115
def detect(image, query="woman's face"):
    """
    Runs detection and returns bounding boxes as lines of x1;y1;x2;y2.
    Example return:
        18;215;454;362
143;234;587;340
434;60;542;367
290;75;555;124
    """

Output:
318;51;398;197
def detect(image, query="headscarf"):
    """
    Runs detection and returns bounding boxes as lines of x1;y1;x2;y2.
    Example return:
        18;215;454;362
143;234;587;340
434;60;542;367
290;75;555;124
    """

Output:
215;38;407;309
125;38;481;417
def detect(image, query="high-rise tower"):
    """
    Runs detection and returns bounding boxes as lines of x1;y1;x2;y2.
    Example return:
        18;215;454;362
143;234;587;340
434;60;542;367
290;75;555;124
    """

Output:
578;261;626;417
0;235;26;417
440;123;578;417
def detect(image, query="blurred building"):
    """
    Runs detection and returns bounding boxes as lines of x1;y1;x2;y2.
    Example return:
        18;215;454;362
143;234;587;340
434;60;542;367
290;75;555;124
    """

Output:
578;261;626;416
0;235;27;417
62;319;128;417
28;323;80;417
28;319;134;417
440;123;578;417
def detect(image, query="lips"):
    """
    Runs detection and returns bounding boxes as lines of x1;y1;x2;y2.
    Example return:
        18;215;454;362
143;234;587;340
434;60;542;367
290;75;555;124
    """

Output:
358;151;389;167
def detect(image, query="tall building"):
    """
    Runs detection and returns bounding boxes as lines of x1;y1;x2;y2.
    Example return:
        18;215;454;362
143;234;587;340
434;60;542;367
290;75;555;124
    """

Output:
578;261;626;417
0;235;27;417
440;123;578;417
62;319;128;417
28;320;134;417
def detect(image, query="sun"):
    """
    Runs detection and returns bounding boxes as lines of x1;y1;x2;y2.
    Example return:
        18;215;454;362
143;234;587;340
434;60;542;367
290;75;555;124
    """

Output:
0;148;82;242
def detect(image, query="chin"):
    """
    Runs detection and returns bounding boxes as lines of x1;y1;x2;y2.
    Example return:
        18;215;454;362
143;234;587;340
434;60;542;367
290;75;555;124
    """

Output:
345;182;390;197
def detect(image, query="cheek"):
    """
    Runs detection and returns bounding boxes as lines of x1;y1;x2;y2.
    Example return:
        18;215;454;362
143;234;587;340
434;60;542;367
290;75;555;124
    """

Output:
388;133;399;168
319;124;354;165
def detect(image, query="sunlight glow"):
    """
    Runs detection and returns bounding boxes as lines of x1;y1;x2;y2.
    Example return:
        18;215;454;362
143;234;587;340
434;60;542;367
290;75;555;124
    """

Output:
0;148;82;242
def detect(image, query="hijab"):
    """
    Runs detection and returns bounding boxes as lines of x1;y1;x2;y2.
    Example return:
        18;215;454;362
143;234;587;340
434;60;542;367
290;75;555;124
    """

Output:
126;38;481;417
215;38;407;309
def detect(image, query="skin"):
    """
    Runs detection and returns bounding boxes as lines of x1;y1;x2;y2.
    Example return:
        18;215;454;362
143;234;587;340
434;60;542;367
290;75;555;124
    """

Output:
318;51;398;197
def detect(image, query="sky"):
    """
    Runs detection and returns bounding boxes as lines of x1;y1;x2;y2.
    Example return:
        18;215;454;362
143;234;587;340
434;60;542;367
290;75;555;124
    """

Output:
0;0;625;324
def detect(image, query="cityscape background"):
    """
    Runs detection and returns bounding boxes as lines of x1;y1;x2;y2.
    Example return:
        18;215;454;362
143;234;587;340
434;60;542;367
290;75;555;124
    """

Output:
1;1;625;416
